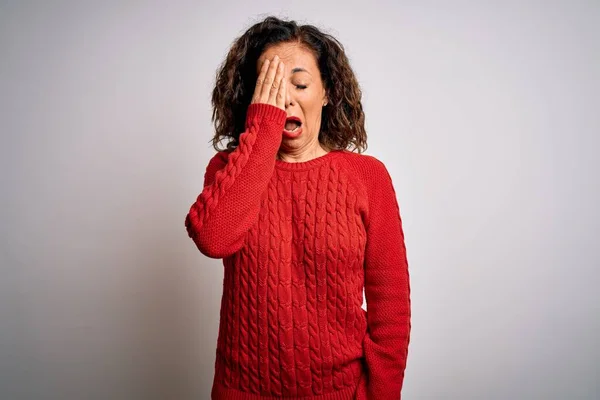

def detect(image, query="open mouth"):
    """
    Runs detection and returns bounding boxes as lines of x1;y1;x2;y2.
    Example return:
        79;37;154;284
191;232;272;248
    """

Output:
284;117;302;133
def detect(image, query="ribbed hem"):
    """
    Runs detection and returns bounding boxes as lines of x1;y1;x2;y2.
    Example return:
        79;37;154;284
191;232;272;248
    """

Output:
211;380;359;400
211;362;365;399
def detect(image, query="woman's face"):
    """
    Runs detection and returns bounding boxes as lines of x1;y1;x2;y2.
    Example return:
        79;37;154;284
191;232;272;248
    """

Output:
256;42;328;153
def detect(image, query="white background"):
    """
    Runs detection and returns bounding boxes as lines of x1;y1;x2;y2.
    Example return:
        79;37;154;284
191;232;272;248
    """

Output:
1;1;598;398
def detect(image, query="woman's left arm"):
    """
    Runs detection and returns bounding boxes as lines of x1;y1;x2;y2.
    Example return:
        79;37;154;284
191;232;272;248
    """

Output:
362;157;412;400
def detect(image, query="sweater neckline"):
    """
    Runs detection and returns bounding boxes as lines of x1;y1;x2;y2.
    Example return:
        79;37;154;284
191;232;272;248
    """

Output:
274;149;343;171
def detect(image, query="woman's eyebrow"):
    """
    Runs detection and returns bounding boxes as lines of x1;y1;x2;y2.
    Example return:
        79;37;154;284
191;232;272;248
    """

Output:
292;67;310;74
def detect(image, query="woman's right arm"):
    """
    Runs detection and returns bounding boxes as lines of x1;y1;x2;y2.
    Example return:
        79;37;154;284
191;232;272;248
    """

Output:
185;56;287;259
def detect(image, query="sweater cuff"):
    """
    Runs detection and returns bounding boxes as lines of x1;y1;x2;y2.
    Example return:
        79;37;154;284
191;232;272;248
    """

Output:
245;103;286;128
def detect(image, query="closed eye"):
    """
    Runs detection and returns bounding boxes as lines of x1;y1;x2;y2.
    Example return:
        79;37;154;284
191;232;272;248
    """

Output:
295;85;307;90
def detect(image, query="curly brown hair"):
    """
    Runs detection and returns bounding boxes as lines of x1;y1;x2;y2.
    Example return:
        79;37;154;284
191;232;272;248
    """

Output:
209;16;367;153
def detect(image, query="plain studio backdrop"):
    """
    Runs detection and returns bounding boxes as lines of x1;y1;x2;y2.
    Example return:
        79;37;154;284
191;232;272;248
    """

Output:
1;1;598;399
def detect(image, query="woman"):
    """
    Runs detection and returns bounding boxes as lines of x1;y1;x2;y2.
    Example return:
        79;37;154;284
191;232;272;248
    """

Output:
185;16;411;400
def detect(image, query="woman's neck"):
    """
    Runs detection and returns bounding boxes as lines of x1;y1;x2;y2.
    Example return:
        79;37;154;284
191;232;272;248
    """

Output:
277;144;329;163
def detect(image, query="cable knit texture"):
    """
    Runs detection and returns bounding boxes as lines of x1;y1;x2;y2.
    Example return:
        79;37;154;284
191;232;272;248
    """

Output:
185;103;411;399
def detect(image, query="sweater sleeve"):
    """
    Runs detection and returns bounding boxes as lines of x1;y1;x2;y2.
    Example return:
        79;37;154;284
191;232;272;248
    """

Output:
185;103;286;259
362;157;411;399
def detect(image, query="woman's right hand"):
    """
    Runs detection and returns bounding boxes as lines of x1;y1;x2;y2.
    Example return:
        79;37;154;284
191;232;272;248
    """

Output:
251;55;286;111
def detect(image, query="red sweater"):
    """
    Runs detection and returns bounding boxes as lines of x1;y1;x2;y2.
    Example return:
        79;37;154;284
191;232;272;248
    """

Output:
185;103;411;399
